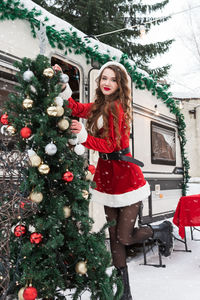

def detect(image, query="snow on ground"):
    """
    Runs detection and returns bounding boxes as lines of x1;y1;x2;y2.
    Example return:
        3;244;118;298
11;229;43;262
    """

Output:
64;223;200;300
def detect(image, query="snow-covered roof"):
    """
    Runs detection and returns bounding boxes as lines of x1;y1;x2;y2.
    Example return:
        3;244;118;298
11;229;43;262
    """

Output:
172;91;200;99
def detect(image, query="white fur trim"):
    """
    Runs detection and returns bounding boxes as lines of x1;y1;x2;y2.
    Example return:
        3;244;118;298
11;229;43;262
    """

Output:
90;181;150;207
77;122;88;143
98;61;128;78
60;83;72;99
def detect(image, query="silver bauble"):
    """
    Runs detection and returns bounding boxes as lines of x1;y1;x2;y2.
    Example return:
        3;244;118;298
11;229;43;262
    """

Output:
45;143;57;156
0;125;8;135
60;73;69;83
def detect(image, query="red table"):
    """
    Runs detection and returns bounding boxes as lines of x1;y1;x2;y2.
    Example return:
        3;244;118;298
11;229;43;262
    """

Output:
173;194;200;239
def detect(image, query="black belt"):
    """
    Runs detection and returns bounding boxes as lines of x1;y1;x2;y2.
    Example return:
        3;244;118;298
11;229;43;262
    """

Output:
99;147;144;167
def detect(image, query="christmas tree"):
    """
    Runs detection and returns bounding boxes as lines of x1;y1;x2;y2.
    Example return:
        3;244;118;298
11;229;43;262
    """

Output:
32;0;173;79
3;54;122;300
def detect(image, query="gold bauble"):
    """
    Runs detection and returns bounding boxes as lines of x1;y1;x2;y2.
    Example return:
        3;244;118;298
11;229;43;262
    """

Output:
63;206;71;218
43;67;54;78
85;171;93;181
6;125;16;135
47;106;58;116
29;191;43;203
56;106;64;117
23;98;33;109
18;287;25;300
29;155;42;167
58;119;69;131
75;261;87;275
82;190;89;199
38;163;50;174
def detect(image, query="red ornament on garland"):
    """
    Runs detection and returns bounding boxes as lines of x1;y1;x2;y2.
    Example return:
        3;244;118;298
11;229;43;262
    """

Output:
20;127;32;138
0;113;9;125
30;232;43;244
14;225;26;237
62;171;74;182
23;286;38;300
88;165;96;174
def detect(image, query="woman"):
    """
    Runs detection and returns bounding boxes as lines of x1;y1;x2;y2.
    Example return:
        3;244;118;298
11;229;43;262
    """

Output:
59;62;173;300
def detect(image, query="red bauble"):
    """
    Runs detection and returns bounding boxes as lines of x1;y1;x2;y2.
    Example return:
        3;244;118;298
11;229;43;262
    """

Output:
23;286;38;300
62;171;74;182
88;165;96;174
20;127;32;138
30;232;43;244
0;113;9;125
14;225;26;237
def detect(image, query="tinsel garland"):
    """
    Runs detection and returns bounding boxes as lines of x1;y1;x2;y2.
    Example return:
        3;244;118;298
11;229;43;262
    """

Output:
0;0;190;194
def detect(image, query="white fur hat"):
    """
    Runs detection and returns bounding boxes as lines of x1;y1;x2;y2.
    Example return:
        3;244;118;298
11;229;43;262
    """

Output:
97;61;128;78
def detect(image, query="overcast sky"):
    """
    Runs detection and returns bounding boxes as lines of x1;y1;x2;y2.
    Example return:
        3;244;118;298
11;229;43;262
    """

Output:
142;0;200;97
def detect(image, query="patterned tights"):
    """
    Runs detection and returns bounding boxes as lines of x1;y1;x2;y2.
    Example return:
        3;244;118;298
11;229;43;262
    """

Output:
104;201;153;268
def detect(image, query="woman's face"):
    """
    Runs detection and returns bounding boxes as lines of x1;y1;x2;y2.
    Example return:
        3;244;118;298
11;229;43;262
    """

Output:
100;68;119;96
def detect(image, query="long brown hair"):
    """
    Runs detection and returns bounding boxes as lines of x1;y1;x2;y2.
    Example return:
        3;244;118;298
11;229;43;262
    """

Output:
86;65;132;147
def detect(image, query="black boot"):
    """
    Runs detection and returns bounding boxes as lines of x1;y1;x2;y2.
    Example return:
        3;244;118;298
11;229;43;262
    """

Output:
150;221;173;257
117;265;133;300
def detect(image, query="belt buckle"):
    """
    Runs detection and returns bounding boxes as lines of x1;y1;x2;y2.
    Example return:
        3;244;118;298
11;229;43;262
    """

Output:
101;153;109;160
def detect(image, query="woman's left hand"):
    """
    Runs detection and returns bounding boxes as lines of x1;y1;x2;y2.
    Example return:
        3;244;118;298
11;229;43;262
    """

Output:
70;119;82;134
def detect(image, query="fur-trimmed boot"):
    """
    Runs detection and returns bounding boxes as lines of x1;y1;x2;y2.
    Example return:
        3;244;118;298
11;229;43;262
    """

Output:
117;265;133;300
150;221;173;257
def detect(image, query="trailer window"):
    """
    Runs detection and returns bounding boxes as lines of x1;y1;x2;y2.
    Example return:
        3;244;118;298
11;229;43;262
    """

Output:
51;57;80;101
151;121;176;166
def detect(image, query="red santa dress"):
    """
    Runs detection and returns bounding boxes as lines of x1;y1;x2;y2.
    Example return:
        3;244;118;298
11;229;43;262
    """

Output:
67;97;150;207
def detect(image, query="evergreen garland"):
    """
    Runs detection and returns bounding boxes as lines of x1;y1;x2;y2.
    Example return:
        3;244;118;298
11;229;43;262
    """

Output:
0;0;189;193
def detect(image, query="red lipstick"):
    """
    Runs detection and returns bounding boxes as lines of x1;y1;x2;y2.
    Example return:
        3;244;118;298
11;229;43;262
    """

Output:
104;87;110;91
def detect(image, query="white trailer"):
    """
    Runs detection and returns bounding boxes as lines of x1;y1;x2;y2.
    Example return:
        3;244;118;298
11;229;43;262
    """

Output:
0;0;185;230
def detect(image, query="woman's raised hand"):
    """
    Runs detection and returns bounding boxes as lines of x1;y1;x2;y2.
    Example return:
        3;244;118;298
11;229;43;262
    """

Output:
70;119;82;134
52;64;63;73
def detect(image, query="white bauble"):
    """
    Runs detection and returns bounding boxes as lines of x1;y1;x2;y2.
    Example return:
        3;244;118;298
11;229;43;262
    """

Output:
60;73;69;83
54;96;64;107
27;149;36;158
45;143;57;156
0;125;8;135
18;287;25;300
23;69;34;82
68;136;78;145
74;144;85;155
28;225;36;233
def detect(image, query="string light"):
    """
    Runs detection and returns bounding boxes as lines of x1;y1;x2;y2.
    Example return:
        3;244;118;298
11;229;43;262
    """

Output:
94;4;200;39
